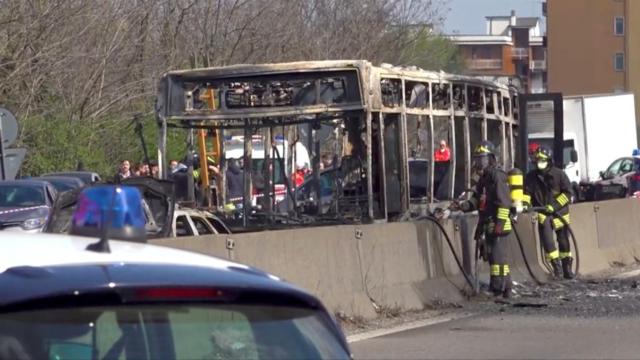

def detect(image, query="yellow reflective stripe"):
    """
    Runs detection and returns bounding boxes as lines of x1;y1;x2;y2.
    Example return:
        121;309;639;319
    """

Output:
553;218;564;229
537;213;547;223
556;193;570;206
508;175;523;186
502;219;512;231
476;145;491;154
560;251;572;259
503;265;510;276
491;265;501;276
497;207;510;219
523;194;531;205
546;250;560;261
511;189;524;201
563;214;570;224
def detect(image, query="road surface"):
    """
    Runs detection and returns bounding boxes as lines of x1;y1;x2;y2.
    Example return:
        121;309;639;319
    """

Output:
351;274;640;359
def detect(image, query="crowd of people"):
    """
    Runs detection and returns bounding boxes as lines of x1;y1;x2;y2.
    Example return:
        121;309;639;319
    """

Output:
113;159;161;182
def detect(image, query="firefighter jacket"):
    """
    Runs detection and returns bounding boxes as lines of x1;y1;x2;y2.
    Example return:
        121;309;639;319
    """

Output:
524;166;572;229
462;166;513;236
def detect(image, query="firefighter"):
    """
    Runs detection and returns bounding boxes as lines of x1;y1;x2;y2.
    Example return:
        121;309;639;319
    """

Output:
458;140;514;298
524;146;575;279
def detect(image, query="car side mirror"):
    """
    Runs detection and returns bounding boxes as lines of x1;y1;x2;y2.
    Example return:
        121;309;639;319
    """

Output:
570;149;578;163
599;171;606;179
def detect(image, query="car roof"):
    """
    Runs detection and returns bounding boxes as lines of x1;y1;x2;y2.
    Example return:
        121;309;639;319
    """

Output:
0;180;51;187
0;232;250;274
0;233;328;309
31;176;84;183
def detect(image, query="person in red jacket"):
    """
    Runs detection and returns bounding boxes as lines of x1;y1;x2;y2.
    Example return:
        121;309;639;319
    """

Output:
434;140;451;162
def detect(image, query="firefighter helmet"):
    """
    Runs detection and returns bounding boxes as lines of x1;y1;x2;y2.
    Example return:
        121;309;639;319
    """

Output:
473;140;496;157
533;146;552;161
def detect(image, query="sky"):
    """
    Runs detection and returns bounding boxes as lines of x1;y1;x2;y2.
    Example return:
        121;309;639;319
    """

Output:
442;0;546;35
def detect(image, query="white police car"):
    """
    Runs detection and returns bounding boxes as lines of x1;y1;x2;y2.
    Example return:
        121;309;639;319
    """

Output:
0;186;350;360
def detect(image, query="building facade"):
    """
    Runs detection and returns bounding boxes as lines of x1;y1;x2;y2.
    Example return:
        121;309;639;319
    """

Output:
449;10;547;93
547;0;640;133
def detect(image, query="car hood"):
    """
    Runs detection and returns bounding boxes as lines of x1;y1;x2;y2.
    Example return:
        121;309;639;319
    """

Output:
0;206;49;227
43;178;175;239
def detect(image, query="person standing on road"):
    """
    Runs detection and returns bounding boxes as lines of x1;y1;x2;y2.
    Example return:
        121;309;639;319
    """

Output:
524;146;575;279
457;140;513;298
114;160;132;182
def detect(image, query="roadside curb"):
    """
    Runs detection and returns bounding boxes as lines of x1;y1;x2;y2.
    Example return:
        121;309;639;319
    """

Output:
346;312;476;343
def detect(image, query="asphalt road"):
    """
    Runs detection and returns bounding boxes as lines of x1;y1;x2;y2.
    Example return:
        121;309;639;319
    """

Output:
351;275;640;359
351;312;640;359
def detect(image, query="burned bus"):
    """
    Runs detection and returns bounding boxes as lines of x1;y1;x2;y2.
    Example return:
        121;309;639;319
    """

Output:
156;60;519;227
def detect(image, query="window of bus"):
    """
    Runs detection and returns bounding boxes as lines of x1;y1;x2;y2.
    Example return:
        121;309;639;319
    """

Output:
468;86;483;113
505;123;513;169
454;116;467;198
503;95;511;118
452;84;465;111
405;81;428;109
433;116;452;201
431;83;451;110
407;115;431;202
485;89;495;114
469;117;484;184
487;119;504;168
381;78;402;108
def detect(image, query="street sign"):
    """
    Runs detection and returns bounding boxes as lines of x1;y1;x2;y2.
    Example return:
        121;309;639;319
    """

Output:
3;148;27;180
0;108;18;147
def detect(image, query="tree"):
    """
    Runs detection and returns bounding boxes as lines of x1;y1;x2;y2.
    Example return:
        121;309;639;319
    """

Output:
0;0;452;177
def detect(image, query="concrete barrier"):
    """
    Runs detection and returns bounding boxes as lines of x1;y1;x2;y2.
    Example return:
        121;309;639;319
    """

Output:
152;220;467;319
150;197;640;318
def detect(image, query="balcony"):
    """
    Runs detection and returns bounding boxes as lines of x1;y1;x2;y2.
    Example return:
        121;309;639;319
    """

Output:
511;47;529;59
530;60;547;71
466;59;503;70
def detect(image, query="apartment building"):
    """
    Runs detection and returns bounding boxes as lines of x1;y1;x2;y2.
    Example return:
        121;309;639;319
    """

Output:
547;0;640;131
449;10;547;93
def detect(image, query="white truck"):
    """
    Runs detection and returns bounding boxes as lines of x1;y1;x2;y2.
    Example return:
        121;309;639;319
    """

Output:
527;93;637;191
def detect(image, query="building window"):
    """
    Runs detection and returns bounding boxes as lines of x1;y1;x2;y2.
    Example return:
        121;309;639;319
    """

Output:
615;17;624;35
615;53;625;71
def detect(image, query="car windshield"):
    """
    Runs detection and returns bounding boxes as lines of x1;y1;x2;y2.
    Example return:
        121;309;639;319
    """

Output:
0;185;45;208
38;179;77;193
0;304;349;360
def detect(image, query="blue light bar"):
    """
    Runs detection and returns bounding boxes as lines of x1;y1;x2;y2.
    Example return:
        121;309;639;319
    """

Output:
71;185;146;242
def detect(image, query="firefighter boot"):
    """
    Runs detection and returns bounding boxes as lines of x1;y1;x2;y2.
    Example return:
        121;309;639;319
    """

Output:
489;275;503;297
502;275;512;299
562;257;575;279
551;259;563;280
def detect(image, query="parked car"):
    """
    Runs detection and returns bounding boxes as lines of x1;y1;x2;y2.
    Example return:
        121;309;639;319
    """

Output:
0;180;58;233
580;156;640;201
42;171;101;184
174;206;232;237
44;177;175;238
44;177;231;238
30;176;85;193
0;185;351;360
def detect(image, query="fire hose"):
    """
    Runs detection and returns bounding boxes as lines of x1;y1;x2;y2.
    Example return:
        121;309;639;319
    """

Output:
413;213;476;293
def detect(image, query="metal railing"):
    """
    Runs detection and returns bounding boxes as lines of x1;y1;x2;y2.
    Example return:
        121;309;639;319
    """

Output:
530;60;547;71
467;59;503;70
511;47;529;59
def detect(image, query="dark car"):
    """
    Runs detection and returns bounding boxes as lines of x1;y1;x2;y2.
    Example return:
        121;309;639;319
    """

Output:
42;171;101;185
581;156;640;201
30;176;85;193
44;177;176;239
0;180;57;232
